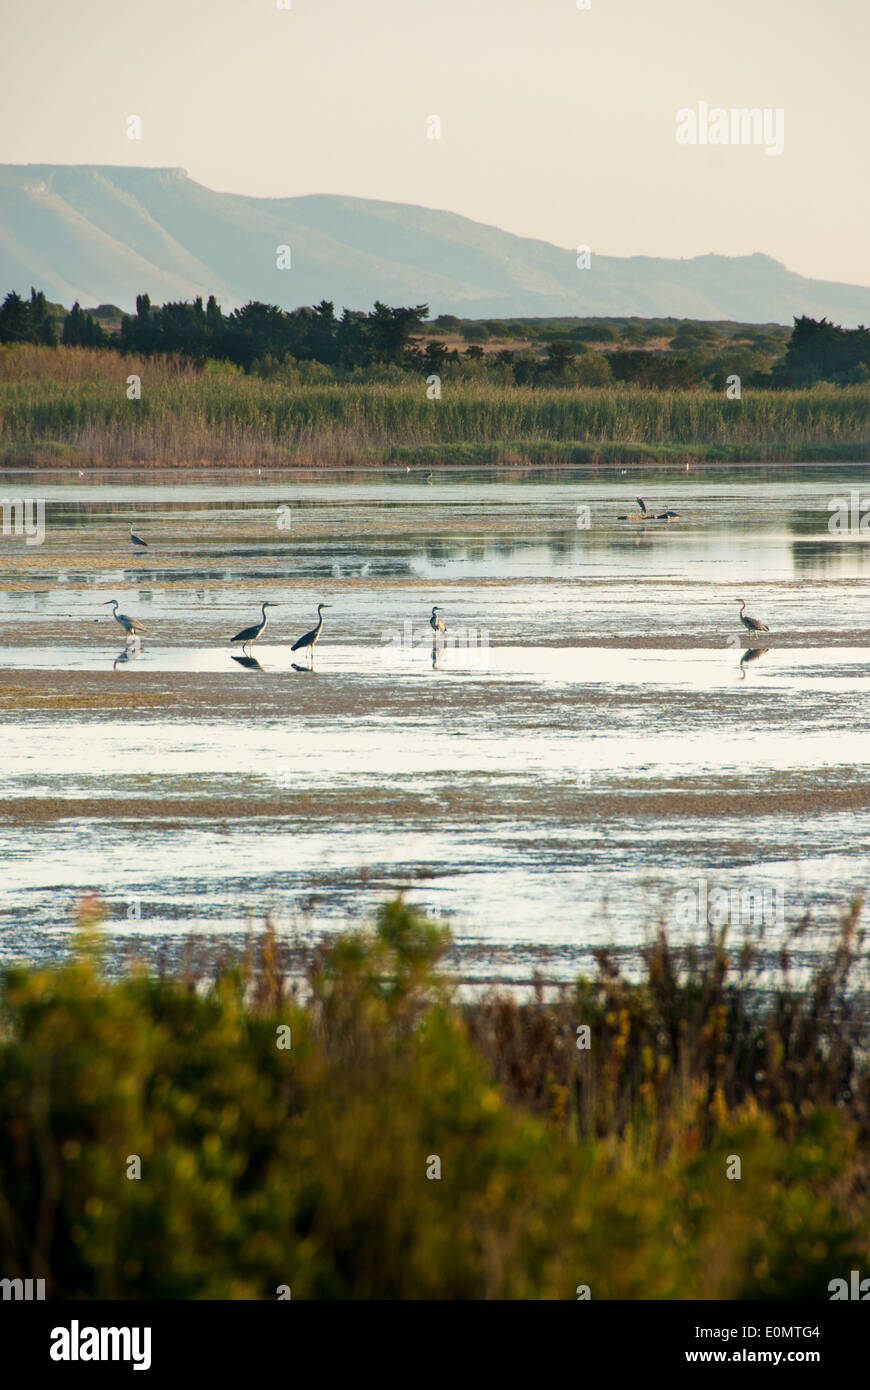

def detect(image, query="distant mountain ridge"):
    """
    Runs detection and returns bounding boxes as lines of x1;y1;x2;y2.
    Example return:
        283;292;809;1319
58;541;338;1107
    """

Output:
2;164;869;325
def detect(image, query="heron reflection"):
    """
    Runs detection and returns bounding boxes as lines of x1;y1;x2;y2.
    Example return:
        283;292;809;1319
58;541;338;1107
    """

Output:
739;645;769;678
112;638;143;669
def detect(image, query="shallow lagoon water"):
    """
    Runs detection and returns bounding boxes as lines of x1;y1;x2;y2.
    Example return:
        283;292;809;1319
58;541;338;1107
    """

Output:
2;466;870;987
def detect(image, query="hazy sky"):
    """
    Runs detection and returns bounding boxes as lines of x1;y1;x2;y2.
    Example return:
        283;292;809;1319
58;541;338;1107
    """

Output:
2;0;868;285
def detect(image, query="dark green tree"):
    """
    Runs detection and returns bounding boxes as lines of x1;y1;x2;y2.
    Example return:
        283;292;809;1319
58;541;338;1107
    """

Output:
0;291;30;343
367;301;429;364
0;289;57;345
545;340;575;375
62;302;107;348
421;341;450;375
27;288;57;345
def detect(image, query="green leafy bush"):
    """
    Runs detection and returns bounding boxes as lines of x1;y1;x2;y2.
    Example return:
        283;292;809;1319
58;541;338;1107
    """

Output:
0;900;867;1298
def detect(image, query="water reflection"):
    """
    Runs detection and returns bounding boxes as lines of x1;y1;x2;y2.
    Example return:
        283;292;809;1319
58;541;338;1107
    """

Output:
7;467;870;986
739;645;769;678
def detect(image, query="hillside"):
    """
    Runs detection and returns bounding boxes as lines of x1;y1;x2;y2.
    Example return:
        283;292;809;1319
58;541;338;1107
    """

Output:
2;165;870;325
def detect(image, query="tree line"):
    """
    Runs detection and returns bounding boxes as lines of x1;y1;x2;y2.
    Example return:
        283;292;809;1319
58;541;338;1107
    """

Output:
1;286;869;387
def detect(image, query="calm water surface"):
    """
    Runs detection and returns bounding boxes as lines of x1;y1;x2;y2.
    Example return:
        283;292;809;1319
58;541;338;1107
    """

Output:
2;465;869;987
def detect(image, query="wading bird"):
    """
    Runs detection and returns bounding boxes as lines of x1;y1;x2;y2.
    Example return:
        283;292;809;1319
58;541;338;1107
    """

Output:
738;600;769;636
103;599;146;641
129;524;147;548
230;601;277;652
291;603;331;667
423;471;434;484
430;606;446;635
618;497;650;520
656;507;681;520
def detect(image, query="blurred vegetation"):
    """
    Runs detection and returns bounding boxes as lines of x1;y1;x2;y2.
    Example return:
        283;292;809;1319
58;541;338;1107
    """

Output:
0;895;868;1299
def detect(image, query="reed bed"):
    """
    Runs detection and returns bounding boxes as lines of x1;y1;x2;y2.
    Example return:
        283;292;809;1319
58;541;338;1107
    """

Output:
1;345;868;465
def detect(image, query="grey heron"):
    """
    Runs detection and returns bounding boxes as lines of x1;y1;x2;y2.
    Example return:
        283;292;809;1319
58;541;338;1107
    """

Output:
656;507;681;520
129;524;147;548
430;606;446;635
103;599;146;640
738;600;769;635
231;602;277;652
291;603;331;666
423;471;434;484
636;497;647;514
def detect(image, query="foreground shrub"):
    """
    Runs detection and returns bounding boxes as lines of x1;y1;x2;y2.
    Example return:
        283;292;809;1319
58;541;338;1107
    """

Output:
0;900;867;1298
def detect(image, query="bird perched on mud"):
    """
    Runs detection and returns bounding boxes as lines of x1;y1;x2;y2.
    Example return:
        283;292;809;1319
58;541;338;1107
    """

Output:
129;524;147;548
103;599;147;641
291;603;331;667
617;498;649;521
430;606;446;635
231;602;277;653
737;600;769;635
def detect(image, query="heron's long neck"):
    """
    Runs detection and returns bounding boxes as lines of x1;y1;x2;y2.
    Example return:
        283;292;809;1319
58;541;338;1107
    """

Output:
261;604;269;621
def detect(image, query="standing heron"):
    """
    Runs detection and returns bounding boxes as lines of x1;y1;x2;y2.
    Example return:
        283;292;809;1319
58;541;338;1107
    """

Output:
103;599;147;641
230;601;277;653
738;600;769;636
129;524;147;549
423;471;434;485
430;606;446;635
291;603;331;667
